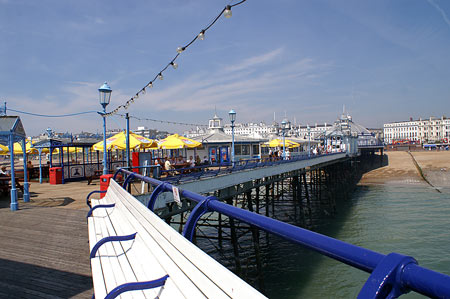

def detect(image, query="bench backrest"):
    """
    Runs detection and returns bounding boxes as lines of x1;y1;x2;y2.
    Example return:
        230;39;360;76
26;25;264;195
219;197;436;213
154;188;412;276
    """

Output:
88;179;266;298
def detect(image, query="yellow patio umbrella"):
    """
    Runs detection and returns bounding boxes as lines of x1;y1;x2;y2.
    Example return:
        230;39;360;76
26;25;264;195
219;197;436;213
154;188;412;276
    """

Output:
11;141;39;154
92;131;157;151
0;144;9;154
158;134;202;149
52;147;83;154
266;138;300;148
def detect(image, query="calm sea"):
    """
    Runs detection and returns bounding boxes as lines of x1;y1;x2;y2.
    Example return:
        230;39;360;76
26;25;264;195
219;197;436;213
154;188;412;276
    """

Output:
262;183;450;298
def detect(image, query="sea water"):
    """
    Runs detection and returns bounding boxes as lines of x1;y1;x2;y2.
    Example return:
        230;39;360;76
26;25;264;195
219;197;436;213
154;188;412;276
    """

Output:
262;184;450;298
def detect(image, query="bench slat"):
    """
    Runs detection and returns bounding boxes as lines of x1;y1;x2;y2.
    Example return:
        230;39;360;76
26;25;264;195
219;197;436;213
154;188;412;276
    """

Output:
110;181;266;298
107;191;200;298
96;198;146;299
100;195;183;299
89;180;266;299
88;216;108;299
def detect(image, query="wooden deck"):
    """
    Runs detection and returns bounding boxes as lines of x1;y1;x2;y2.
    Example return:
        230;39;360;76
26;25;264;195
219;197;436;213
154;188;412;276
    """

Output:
0;180;100;298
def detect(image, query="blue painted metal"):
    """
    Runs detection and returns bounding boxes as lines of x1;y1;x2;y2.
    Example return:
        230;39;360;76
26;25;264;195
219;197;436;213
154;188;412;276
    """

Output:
21;138;30;202
90;233;137;259
182;196;215;241
104;274;169;299
9;135;17;211
38;148;43;184
147;182;170;211
125;113;130;170
101;108;108;175
86;190;107;208
358;253;417;298
122;172;135;189
87;203;115;218
114;168;450;298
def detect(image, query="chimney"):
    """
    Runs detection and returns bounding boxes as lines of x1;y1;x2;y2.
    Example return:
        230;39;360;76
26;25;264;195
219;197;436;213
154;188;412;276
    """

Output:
410;117;413;121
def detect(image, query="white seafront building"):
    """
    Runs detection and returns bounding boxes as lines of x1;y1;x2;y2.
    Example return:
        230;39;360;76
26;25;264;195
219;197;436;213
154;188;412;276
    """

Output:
383;116;450;144
186;118;333;141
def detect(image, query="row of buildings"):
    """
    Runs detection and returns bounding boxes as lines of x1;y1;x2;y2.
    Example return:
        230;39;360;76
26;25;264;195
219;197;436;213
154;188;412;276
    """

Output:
185;118;334;140
185;114;450;145
383;116;450;144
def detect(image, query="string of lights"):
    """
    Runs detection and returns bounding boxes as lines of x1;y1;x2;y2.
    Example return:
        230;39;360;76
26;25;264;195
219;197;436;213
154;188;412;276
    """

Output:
115;113;208;127
8;108;98;118
104;0;247;117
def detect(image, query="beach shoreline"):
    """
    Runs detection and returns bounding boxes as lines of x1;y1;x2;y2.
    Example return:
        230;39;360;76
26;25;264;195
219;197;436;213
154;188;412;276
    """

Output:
359;151;450;190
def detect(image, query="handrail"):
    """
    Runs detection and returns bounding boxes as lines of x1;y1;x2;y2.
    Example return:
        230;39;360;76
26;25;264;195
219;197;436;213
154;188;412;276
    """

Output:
152;152;344;184
114;168;450;298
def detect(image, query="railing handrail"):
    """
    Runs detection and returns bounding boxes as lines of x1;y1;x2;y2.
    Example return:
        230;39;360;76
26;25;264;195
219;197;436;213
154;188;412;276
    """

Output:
150;152;345;184
114;168;450;298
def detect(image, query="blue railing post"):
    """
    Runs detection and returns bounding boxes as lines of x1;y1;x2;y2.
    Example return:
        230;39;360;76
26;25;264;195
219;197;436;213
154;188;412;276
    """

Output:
147;182;169;211
182;196;215;241
358;252;417;298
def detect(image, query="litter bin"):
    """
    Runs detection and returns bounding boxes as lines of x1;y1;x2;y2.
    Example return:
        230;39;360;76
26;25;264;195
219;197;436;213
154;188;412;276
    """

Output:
49;167;62;185
100;174;114;198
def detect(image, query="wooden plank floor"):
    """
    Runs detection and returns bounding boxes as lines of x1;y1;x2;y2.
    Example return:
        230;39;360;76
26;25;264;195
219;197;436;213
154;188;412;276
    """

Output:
0;181;98;298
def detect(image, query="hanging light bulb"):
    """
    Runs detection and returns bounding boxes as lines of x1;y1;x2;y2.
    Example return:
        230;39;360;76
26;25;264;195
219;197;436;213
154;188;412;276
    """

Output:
176;46;185;54
198;30;205;40
135;93;139;99
224;5;232;18
158;73;164;80
171;62;178;69
148;82;153;88
142;88;146;95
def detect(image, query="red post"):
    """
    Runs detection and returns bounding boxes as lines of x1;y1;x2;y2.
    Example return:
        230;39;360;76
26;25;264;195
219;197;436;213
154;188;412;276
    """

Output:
99;174;114;198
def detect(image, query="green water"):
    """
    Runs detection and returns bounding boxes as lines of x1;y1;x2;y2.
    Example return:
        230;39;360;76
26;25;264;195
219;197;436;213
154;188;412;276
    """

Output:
263;184;450;298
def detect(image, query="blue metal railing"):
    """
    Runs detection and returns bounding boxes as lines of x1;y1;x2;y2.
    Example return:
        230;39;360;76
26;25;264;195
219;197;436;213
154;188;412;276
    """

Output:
155;152;344;184
113;168;450;298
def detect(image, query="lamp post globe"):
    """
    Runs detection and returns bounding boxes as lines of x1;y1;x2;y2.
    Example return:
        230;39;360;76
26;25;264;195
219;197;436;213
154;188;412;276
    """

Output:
98;82;112;109
229;109;236;166
99;82;112;175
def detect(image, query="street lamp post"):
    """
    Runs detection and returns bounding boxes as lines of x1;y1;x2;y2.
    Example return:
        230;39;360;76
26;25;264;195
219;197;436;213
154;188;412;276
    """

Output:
307;125;311;158
98;82;112;175
229;109;236;166
281;120;287;160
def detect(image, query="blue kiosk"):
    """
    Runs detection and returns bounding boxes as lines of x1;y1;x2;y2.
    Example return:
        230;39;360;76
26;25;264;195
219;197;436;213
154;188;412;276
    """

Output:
0;116;30;211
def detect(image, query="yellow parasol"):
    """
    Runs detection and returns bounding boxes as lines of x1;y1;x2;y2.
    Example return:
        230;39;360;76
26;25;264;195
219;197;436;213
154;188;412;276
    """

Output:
52;147;83;154
158;134;202;149
265;138;300;148
11;141;39;154
92;131;158;151
0;144;9;154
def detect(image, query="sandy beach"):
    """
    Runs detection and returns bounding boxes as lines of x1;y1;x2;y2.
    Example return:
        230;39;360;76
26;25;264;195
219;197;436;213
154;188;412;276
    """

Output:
360;151;450;190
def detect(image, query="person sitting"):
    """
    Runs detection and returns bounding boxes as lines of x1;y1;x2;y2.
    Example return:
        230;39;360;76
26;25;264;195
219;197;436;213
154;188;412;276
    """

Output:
0;166;9;177
195;155;201;165
164;157;174;170
203;156;209;165
187;156;195;168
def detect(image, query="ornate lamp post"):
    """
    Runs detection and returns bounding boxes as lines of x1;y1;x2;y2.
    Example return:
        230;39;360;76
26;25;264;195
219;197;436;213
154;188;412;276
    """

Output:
229;109;236;166
98;82;112;175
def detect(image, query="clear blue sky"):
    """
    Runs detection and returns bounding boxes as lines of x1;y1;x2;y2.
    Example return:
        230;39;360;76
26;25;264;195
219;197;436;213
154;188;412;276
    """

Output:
1;0;450;136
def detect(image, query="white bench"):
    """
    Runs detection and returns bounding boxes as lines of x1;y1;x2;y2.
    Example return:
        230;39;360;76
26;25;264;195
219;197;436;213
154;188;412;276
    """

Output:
88;179;266;299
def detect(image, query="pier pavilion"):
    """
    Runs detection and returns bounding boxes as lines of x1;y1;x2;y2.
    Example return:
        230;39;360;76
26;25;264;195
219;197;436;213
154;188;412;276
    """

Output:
190;113;267;163
0;116;30;210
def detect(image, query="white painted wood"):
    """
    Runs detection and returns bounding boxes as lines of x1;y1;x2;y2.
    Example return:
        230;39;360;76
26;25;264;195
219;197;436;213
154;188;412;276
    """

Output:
111;181;266;298
88;180;267;299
